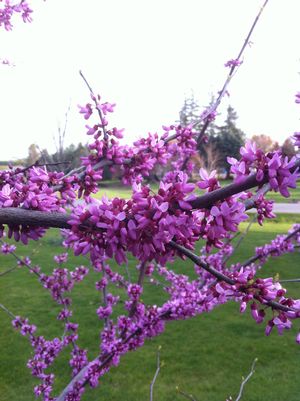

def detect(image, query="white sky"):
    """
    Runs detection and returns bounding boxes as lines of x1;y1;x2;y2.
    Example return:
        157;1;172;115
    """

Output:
0;0;299;161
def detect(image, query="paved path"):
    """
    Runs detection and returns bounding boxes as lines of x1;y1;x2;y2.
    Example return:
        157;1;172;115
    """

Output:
248;203;300;214
272;203;300;214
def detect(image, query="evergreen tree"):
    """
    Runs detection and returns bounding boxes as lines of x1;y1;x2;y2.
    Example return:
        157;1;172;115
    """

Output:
214;105;245;178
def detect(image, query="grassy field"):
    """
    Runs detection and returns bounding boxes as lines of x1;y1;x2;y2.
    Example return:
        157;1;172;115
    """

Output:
0;215;300;401
95;180;300;203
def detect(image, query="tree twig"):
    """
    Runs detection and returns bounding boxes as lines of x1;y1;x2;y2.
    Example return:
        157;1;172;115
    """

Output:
279;278;300;283
2;158;300;230
0;303;16;319
169;240;294;313
176;387;199;401
234;358;258;401
195;0;270;143
79;70;109;142
150;347;162;401
241;227;300;268
129;262;147;317
223;214;257;264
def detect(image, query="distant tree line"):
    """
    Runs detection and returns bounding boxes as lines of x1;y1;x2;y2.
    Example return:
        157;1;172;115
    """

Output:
8;96;296;183
23;142;113;180
178;95;297;179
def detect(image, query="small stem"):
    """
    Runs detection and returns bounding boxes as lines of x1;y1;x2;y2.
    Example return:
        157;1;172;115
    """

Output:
235;358;258;401
241;227;300;268
150;348;161;401
177;388;199;401
102;269;109;328
79;70;109;142
169;240;293;313
129;262;147;317
224;214;257;263
195;0;270;142
0;239;42;278
0;263;19;277
169;240;235;285
124;261;131;282
0;303;16;319
280;278;300;283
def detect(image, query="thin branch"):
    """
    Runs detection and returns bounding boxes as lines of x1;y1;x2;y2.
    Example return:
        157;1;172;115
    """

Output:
0;303;16;319
52;158;114;191
79;70;109;142
169;240;235;285
56;327;142;401
176;387;199;401
124;261;131;282
169;240;294;313
0;239;41;278
241;227;300;268
223;214;257;263
150;347;161;401
244;182;271;210
0;208;71;229
129;262;147;317
195;0;269;142
234;358;258;401
0;243;41;277
11;161;71;176
0;263;19;277
279;278;300;283
1;158;298;230
102;269;109;328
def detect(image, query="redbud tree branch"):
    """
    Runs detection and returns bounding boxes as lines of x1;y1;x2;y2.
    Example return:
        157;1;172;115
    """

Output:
241;226;300;268
0;303;16;320
65;0;270;186
168;239;297;313
1;157;299;229
79;70;109;142
234;358;258;401
195;0;269;143
149;347;161;401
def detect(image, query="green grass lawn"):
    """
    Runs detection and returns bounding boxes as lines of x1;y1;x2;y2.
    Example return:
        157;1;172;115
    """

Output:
0;215;300;401
95;179;300;203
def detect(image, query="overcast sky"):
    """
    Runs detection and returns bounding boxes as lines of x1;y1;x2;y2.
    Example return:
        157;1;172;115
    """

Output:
0;0;299;161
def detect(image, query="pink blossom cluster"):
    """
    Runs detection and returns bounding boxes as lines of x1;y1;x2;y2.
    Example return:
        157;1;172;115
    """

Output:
0;0;32;30
2;2;300;401
9;253;91;400
0;92;298;401
1;241;16;254
255;224;300;263
0;57;15;66
195;169;248;249
0;166;78;243
157;261;300;343
224;58;243;68
228;141;299;197
78;95;201;190
292;132;300;148
64;173;203;265
254;194;275;225
199;197;248;250
64;168;253;266
197;168;221;192
7;221;300;401
200;107;217;123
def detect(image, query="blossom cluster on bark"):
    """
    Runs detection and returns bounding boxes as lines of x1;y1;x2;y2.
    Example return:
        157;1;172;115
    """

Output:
0;1;300;400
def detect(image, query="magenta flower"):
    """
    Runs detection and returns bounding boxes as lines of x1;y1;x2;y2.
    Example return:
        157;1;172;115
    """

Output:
0;184;14;207
198;168;220;192
78;103;93;120
224;58;243;68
